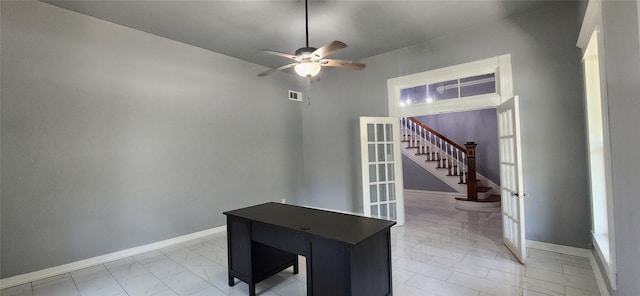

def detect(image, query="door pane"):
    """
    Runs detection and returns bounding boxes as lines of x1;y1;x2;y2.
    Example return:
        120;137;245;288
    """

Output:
378;144;386;161
370;185;378;203
380;184;387;201
377;124;384;141
390;203;396;220
385;124;393;141
369;164;377;182
371;205;378;217
378;164;386;181
388;183;395;201
387;163;395;181
386;144;394;161
381;204;388;218
367;124;375;142
368;144;376;162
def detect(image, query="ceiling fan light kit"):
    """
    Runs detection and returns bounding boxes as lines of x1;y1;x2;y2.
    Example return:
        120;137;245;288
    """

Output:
295;62;322;77
258;0;365;78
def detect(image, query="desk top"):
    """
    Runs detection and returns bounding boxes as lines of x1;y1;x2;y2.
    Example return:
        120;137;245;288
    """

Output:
224;202;396;246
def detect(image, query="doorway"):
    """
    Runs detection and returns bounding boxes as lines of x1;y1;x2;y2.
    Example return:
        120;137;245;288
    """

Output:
380;54;527;263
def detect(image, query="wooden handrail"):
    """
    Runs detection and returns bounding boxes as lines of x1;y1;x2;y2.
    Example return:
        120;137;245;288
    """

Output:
406;117;468;153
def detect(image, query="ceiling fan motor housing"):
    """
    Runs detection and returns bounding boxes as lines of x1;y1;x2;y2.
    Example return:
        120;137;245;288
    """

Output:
295;47;318;59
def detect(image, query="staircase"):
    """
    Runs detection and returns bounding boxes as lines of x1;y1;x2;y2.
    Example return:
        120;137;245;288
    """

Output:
400;117;501;210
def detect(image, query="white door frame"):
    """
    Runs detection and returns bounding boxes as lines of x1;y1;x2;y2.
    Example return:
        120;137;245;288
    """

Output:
386;54;527;262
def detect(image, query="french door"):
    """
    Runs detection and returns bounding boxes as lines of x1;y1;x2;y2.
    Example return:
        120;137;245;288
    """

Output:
497;96;526;263
359;117;405;225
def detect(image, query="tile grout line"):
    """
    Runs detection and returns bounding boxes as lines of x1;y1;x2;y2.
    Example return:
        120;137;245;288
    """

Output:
102;263;131;296
68;272;82;296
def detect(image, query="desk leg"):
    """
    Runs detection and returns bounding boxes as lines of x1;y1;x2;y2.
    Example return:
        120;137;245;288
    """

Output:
306;256;313;296
249;283;256;296
228;274;234;286
294;260;299;274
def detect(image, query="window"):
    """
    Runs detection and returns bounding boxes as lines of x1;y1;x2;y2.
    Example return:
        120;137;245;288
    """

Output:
388;55;512;117
400;73;496;106
583;29;617;289
578;0;617;288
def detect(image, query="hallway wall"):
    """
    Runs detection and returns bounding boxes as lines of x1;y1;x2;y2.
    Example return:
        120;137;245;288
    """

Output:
298;2;590;248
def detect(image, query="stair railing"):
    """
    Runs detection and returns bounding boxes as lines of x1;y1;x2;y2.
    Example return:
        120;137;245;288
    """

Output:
400;117;477;192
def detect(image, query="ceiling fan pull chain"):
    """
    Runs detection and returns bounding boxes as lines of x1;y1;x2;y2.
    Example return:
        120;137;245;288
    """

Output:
307;78;312;106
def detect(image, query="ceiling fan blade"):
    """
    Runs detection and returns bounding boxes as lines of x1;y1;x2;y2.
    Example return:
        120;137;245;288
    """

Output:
258;63;298;77
263;50;299;61
320;59;366;71
312;40;347;59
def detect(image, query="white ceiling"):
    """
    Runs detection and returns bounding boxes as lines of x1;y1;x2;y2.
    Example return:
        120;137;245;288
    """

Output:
45;0;553;70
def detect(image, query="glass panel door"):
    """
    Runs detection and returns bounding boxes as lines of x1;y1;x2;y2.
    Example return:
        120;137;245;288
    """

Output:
497;96;526;263
360;117;404;225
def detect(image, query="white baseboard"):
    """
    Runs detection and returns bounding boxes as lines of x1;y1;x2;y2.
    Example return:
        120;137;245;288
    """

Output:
0;225;226;290
301;204;362;216
404;189;459;202
589;251;612;296
526;240;610;296
526;240;591;257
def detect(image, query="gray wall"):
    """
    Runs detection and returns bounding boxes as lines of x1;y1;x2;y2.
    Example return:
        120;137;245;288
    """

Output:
298;2;591;248
599;1;640;295
415;109;500;184
402;155;455;192
1;1;302;278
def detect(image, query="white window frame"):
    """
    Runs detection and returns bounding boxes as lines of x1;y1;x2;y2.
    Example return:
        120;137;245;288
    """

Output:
387;54;513;117
577;0;617;290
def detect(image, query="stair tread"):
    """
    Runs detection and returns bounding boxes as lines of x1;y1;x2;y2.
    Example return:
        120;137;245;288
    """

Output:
480;195;502;202
478;186;492;192
455;195;501;202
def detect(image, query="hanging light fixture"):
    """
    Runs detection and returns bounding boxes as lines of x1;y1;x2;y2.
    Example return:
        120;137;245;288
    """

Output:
294;61;321;77
257;0;365;78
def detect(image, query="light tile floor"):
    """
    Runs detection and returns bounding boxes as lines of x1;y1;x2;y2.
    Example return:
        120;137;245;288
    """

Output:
1;192;600;296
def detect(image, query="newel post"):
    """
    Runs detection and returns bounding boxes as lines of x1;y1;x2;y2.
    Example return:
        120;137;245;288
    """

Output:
465;142;478;201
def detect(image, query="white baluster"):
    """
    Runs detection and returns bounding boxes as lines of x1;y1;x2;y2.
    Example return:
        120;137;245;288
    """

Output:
411;121;416;147
401;118;404;141
421;127;425;154
429;132;434;161
438;138;443;166
402;118;406;141
413;122;417;147
456;148;460;175
449;144;453;168
454;148;459;175
462;154;467;183
417;126;422;152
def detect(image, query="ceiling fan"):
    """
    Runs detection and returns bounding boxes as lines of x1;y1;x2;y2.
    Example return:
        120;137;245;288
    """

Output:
258;0;366;78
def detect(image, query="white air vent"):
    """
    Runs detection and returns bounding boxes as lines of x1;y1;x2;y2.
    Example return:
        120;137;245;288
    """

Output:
288;90;302;102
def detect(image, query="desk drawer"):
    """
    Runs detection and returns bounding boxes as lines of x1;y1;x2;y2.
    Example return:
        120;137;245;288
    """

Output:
252;223;309;256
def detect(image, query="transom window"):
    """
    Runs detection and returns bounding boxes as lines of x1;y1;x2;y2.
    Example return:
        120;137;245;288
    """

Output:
399;73;496;106
388;54;512;117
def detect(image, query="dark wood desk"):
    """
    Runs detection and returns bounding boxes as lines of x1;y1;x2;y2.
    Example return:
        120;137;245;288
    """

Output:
224;202;395;296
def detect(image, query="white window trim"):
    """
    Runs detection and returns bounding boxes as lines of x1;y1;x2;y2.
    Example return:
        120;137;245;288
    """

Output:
387;54;513;117
577;0;617;290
